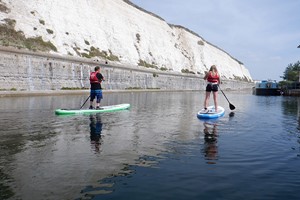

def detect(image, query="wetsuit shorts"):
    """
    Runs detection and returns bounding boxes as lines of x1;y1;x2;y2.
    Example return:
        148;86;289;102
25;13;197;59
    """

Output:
90;90;103;103
206;83;218;92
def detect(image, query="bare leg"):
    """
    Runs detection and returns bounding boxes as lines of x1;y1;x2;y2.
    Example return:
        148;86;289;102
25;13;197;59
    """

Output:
213;91;218;112
204;91;211;109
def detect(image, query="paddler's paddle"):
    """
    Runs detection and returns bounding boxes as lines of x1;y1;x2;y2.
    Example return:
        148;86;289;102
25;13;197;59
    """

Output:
218;85;235;110
80;95;90;109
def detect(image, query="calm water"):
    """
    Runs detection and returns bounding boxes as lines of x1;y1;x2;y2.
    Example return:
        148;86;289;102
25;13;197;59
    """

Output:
0;91;300;200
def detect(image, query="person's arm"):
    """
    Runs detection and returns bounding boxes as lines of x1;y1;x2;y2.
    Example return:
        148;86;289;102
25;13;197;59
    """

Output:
97;73;104;82
204;71;209;80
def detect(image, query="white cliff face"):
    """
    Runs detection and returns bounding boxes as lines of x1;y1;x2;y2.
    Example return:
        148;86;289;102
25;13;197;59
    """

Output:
0;0;252;81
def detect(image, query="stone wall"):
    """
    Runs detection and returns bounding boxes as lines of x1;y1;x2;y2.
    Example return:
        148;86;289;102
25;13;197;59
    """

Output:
0;47;253;92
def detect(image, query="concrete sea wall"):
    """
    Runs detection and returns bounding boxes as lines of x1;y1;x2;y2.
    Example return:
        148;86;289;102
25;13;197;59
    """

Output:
0;47;253;93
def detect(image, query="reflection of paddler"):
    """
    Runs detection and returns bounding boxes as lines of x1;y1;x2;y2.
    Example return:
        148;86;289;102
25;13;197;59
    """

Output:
203;122;218;164
89;114;103;153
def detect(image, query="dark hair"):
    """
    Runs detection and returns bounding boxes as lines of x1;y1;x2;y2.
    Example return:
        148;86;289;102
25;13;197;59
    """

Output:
94;66;100;71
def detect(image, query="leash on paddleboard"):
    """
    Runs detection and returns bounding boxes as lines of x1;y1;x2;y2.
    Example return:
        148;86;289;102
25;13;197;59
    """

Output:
218;85;235;110
80;95;90;109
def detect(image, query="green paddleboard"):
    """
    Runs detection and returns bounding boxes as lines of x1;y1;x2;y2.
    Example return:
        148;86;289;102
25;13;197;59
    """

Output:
55;103;130;115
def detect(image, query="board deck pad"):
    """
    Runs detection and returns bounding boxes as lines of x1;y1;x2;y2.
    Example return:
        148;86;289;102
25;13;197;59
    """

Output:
197;106;225;119
55;103;130;115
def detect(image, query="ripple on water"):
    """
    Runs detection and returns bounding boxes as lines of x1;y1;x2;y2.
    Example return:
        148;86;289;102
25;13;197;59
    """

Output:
1;92;300;200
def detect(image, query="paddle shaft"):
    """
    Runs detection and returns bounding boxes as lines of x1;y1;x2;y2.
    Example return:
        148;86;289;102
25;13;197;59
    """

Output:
80;95;90;109
218;85;235;110
219;87;230;103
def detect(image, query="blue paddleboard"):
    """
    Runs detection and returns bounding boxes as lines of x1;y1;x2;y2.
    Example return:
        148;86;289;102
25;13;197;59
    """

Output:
197;106;225;119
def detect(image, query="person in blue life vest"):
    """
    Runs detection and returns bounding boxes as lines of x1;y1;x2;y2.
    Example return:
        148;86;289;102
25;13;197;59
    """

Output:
89;66;105;109
203;65;220;112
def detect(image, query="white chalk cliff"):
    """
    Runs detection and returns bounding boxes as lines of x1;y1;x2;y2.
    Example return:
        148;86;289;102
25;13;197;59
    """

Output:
0;0;252;81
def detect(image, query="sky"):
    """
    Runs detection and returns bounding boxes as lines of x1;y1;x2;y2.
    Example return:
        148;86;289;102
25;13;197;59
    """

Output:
130;0;300;81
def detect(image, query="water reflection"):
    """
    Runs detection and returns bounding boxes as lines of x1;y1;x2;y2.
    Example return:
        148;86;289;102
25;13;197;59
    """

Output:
4;92;300;200
297;98;300;130
229;111;235;117
281;97;300;131
202;120;218;164
89;114;103;153
0;169;14;200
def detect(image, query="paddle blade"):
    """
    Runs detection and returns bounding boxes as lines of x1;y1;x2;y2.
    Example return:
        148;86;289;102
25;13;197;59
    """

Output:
229;103;235;110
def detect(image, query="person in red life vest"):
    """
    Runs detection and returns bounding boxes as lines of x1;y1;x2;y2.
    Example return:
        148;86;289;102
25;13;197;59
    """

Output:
89;66;105;109
203;65;220;112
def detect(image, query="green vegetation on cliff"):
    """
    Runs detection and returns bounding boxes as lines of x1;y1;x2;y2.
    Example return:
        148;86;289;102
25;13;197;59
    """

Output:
0;18;57;52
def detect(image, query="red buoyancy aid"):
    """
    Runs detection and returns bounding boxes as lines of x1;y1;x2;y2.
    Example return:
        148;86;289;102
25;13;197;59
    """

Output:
207;72;219;83
90;71;100;83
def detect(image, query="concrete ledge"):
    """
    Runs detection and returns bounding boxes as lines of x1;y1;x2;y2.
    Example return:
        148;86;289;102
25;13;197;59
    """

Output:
0;89;204;98
0;90;88;97
0;46;253;93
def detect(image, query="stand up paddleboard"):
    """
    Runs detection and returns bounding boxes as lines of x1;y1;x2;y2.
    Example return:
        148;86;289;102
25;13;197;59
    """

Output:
197;106;225;119
55;103;130;115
